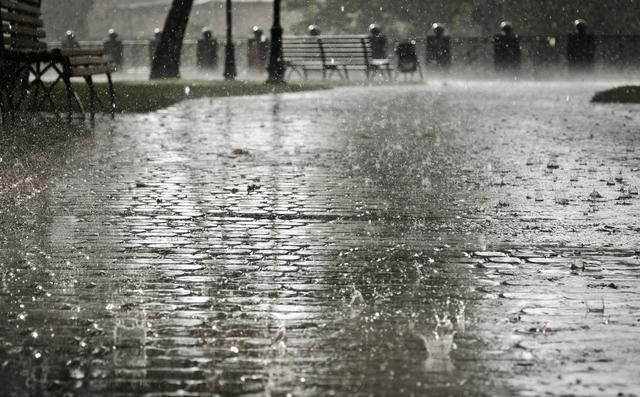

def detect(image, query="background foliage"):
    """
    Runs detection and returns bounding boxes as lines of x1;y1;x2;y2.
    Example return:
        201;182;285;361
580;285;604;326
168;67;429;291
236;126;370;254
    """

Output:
284;0;640;38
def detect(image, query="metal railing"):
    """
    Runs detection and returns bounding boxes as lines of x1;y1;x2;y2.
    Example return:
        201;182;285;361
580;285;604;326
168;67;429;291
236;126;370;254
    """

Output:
412;35;640;76
47;39;254;77
45;34;640;79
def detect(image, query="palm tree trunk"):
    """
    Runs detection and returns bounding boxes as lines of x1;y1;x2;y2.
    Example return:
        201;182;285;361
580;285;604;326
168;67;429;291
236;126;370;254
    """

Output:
150;0;194;79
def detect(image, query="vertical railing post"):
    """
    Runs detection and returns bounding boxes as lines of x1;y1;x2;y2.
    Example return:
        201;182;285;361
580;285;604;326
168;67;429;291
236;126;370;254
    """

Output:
223;0;237;80
266;0;286;84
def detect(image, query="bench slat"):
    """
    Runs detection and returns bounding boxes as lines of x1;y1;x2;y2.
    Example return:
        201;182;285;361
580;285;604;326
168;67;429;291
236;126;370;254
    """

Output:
10;37;45;49
57;48;105;57
2;11;43;27
282;50;323;54
68;64;115;77
323;49;372;54
67;55;111;66
14;0;39;6
0;0;41;16
284;35;367;40
2;23;45;38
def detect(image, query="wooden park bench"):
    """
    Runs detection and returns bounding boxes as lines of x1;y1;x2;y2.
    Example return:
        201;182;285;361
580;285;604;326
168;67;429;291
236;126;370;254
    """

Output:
282;35;392;81
0;0;115;122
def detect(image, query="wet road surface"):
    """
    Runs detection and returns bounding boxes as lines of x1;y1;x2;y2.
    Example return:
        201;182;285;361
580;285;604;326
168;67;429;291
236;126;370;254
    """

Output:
1;82;639;397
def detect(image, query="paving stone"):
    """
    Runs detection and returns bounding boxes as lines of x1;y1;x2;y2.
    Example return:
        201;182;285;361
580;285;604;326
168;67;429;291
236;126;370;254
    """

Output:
1;83;639;396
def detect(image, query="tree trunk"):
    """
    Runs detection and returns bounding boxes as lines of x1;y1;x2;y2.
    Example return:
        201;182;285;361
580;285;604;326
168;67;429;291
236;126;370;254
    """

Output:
150;0;194;79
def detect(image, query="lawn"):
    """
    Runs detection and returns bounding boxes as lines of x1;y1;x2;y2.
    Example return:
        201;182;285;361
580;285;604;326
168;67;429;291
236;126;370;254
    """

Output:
0;120;87;160
73;79;333;113
591;86;640;103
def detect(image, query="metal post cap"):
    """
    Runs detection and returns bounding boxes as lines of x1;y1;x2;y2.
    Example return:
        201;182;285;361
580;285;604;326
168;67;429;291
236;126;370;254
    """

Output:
432;23;445;35
500;21;513;33
308;25;321;36
574;19;588;33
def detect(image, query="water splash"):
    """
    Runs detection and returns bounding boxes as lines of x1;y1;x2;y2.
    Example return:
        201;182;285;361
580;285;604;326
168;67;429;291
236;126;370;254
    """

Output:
412;306;466;374
349;288;365;307
272;325;287;356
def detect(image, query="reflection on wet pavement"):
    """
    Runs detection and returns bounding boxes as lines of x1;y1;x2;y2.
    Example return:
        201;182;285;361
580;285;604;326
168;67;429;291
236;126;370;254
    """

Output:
1;82;639;397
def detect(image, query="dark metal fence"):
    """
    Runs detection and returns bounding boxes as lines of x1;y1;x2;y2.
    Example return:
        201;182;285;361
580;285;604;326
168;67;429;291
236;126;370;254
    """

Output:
47;40;251;78
413;35;640;76
47;34;640;79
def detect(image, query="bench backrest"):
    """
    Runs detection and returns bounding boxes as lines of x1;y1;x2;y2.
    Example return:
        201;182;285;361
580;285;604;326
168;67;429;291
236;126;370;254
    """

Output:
320;35;372;66
0;0;46;53
282;36;324;66
283;35;373;66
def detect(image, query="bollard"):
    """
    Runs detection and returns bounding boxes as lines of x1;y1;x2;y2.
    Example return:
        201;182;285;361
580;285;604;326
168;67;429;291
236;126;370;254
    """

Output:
197;28;219;70
494;21;521;74
395;40;419;73
149;28;162;66
369;24;388;60
567;19;595;73
247;26;269;70
307;25;321;36
531;36;557;77
426;23;451;69
104;29;124;71
62;30;80;49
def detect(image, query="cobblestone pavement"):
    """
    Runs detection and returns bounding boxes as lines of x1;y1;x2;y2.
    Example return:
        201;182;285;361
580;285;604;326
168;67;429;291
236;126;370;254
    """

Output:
1;82;639;397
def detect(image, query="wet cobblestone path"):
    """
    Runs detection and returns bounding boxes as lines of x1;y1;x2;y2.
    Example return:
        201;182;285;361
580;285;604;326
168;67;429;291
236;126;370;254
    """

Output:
1;82;639;397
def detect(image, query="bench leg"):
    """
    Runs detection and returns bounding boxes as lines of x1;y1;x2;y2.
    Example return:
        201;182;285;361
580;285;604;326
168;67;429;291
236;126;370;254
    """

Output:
64;76;74;122
29;63;42;112
5;85;16;122
0;88;5;124
85;75;96;122
38;76;62;117
63;75;84;122
0;83;9;123
11;64;31;114
107;73;115;119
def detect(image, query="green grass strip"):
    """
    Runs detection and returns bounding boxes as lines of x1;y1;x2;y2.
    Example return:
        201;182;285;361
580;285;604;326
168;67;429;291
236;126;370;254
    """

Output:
74;80;332;113
0;120;88;160
592;86;640;103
